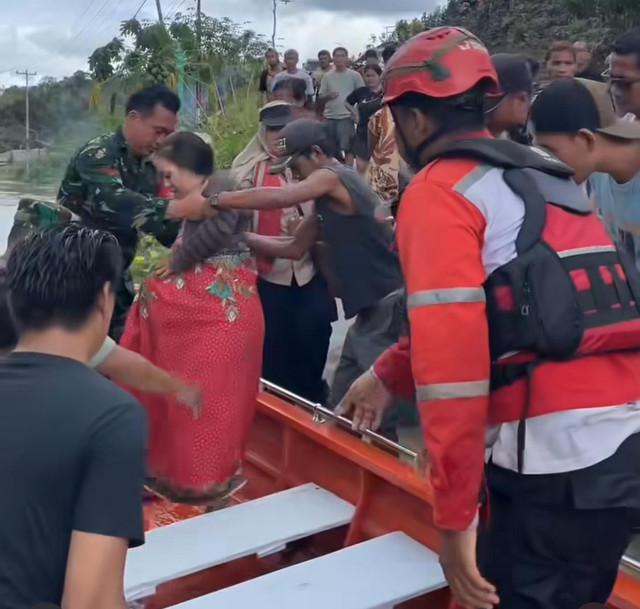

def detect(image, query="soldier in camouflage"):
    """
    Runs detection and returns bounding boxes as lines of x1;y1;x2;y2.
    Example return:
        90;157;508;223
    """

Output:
55;85;182;341
5;86;214;341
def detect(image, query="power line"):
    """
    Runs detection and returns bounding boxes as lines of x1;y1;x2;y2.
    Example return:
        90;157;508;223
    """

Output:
166;0;188;20
29;0;115;77
92;0;128;38
132;0;149;19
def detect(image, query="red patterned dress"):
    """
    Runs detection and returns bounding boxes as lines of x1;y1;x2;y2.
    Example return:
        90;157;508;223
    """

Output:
121;230;264;509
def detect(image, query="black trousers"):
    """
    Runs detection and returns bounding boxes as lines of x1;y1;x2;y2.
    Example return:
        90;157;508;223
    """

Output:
258;274;336;404
479;460;636;609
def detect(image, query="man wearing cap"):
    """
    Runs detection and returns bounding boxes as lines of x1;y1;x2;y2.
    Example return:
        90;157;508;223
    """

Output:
211;117;405;437
531;78;640;268
230;102;337;405
485;53;538;144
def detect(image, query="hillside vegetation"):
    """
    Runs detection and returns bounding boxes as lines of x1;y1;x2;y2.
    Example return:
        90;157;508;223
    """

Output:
391;0;640;65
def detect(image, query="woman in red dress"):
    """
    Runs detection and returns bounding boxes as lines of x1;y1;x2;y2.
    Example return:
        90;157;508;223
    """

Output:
120;132;264;510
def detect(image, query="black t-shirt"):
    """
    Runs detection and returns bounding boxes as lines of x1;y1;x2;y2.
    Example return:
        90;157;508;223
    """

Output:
346;87;383;140
0;352;147;608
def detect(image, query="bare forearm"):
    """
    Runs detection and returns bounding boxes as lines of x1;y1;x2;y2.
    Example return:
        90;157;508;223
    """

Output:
246;233;307;260
219;188;294;211
97;346;183;395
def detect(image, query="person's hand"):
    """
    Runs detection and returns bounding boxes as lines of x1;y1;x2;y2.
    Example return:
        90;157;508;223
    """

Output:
166;188;212;221
286;214;302;235
439;528;499;609
335;368;393;432
174;383;203;418
155;261;173;280
244;232;260;250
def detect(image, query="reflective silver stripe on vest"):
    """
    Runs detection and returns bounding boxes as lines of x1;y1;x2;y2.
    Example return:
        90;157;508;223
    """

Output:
453;165;494;196
557;245;617;258
407;287;486;310
416;380;490;401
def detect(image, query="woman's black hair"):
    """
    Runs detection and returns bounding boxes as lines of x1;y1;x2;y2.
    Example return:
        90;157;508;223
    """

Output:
364;64;383;77
156;131;215;176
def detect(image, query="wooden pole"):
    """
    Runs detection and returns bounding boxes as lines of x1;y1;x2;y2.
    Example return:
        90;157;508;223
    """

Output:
155;0;164;24
16;69;37;180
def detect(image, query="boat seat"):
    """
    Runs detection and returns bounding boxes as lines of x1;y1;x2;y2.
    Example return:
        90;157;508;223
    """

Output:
168;532;447;609
125;483;355;603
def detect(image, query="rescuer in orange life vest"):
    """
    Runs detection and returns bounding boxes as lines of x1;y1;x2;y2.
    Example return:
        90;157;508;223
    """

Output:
338;26;640;609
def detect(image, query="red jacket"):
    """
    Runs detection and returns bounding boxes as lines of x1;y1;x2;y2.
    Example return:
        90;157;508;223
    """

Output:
374;134;640;530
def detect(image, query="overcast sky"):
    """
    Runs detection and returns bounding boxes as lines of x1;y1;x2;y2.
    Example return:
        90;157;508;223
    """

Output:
0;0;440;88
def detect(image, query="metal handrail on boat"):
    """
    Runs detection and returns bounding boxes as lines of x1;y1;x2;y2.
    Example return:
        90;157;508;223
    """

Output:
260;378;419;462
621;554;640;577
260;379;640;582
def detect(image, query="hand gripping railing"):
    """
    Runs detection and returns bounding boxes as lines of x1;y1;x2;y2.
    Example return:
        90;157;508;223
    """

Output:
260;378;419;462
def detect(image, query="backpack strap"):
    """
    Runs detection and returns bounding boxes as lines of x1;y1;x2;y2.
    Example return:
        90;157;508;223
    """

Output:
502;168;547;254
436;138;574;179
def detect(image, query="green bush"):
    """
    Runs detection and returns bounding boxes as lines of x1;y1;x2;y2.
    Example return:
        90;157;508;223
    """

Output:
204;87;261;170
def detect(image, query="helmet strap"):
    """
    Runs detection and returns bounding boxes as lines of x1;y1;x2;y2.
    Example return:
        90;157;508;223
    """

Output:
390;104;457;170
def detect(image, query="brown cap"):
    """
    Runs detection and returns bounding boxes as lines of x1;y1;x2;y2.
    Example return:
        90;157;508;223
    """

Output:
531;78;640;140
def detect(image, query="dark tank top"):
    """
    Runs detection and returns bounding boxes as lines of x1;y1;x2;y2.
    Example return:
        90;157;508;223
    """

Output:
315;164;402;318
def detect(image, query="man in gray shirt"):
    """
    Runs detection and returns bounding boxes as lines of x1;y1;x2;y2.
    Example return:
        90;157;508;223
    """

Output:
318;47;364;166
270;49;315;106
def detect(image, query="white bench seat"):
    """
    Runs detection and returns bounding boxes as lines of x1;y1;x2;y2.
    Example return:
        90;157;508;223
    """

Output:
125;484;355;602
169;532;447;609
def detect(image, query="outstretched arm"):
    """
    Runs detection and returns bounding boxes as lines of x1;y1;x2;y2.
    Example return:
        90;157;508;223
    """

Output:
217;168;338;211
92;338;201;414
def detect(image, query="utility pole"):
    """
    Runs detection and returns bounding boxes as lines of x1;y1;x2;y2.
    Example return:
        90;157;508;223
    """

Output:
155;0;164;24
16;70;37;179
196;0;202;105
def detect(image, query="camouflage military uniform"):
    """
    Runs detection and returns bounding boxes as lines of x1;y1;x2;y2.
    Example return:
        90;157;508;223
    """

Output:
6;198;75;250
57;128;179;341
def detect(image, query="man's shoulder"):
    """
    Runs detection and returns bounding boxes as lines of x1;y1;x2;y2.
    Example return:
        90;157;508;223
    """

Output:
75;131;121;162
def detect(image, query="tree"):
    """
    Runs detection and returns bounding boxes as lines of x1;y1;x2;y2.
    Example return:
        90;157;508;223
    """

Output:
88;10;268;94
271;0;292;48
563;0;640;33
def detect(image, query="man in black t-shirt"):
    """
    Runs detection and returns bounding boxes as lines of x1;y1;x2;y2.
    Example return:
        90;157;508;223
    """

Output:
0;225;147;609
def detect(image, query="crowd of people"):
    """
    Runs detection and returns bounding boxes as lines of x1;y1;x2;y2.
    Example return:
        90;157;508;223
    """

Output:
2;20;640;609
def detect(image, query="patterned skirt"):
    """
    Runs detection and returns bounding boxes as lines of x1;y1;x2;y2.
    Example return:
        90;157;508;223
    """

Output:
121;252;264;505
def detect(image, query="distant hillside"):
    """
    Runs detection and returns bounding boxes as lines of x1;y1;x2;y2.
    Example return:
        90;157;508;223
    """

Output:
392;0;638;68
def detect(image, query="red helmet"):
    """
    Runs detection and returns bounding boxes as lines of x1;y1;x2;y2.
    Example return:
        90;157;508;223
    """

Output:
383;27;499;104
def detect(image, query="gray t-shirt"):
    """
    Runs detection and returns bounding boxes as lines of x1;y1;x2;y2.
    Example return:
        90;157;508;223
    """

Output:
320;69;365;120
270;69;314;97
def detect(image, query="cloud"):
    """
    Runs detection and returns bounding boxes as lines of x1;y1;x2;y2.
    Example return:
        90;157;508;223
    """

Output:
0;0;434;87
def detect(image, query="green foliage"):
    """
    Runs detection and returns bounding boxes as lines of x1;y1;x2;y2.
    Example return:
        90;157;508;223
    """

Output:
389;0;634;65
203;86;261;170
88;10;268;93
130;234;169;285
